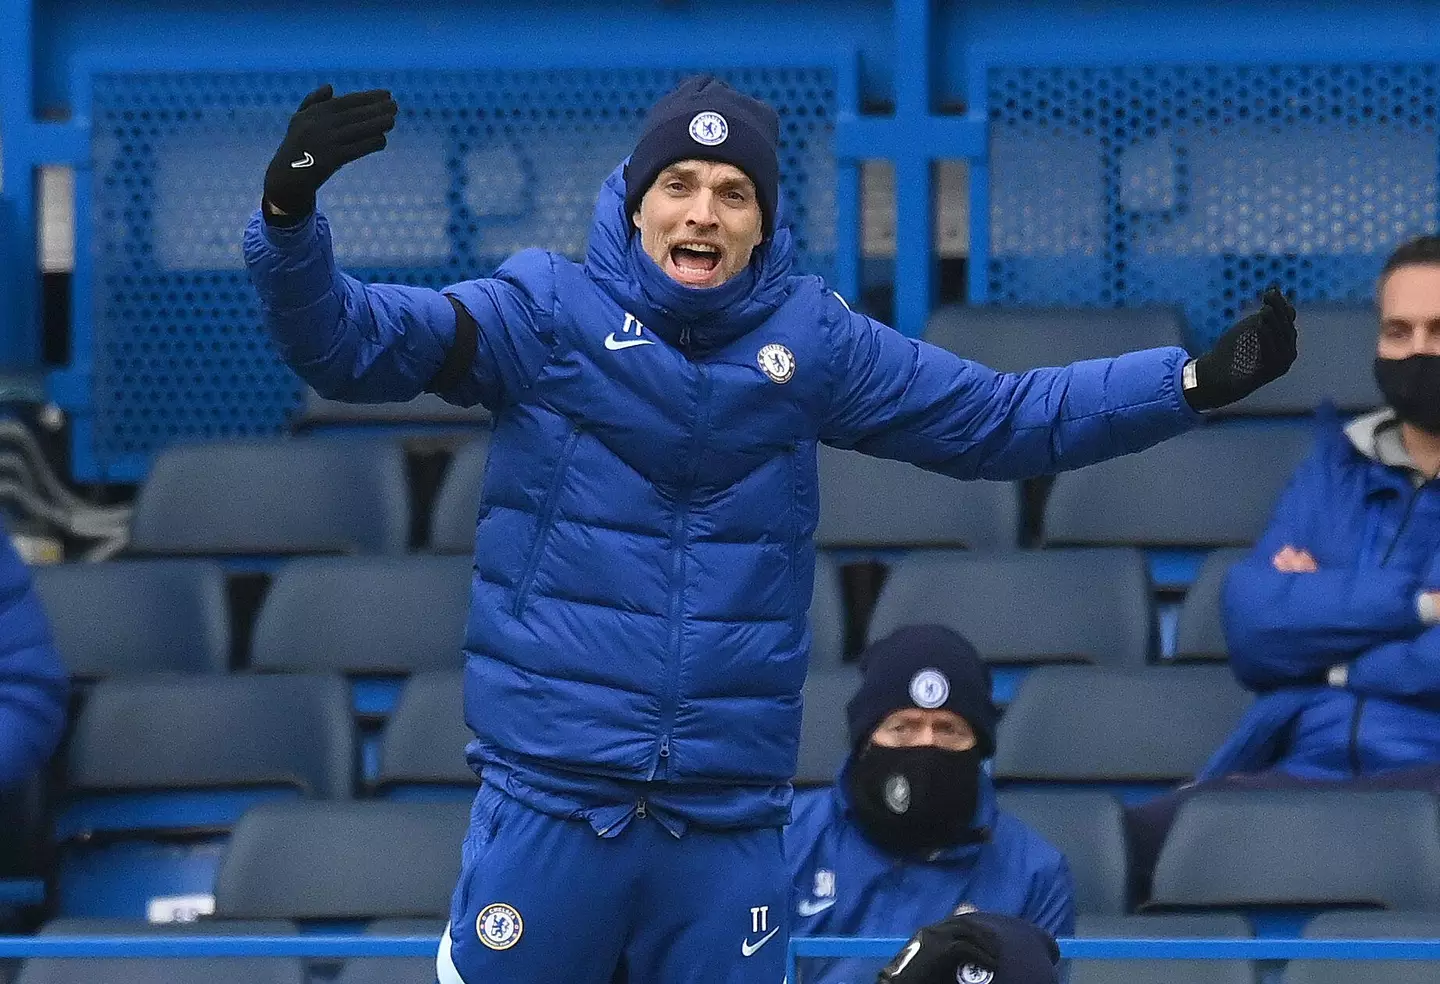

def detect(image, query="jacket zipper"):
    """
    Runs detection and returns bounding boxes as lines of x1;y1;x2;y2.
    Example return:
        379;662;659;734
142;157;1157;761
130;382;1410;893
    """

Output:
513;426;581;616
653;357;711;780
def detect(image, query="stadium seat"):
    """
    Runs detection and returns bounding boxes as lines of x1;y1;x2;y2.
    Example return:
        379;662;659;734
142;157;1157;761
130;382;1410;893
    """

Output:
1071;914;1256;984
996;790;1128;915
294;388;489;431
867;549;1155;673
56;675;354;919
250;555;471;676
796;666;861;786
1221;306;1382;415
212;801;469;921
816;444;1019;550
924;305;1187;372
809;553;847;669
993;666;1250;798
33;560;230;679
128;439;410;557
374;671;477;799
1286;911;1440;984
1041;424;1314;548
1149;791;1440;913
332;919;445;984
428;436;492;554
17;919;303;984
1173;547;1250;662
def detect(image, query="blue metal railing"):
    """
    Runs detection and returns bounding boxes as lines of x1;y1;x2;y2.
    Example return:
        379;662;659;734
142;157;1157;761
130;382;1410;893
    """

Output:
2;935;1440;971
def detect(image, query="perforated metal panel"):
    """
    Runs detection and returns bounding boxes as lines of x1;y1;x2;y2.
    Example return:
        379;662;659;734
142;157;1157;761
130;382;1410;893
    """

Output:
86;67;837;479
986;64;1440;346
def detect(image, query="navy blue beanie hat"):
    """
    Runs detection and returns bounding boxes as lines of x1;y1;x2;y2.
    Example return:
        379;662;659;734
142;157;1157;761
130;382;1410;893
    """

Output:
957;909;1062;984
846;625;998;757
624;75;781;237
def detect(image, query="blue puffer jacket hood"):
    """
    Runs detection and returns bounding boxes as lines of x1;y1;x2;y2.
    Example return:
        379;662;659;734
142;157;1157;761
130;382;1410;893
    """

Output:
585;161;794;354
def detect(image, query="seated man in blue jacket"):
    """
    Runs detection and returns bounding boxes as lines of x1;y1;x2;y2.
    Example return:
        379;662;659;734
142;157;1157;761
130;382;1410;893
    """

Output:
1126;233;1440;899
787;626;1074;984
0;523;67;792
245;77;1293;984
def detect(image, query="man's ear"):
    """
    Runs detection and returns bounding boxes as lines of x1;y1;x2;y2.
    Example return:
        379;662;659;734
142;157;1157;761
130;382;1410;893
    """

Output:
632;208;642;231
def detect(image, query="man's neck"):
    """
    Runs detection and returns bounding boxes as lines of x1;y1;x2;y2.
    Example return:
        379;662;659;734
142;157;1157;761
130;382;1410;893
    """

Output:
1400;421;1440;479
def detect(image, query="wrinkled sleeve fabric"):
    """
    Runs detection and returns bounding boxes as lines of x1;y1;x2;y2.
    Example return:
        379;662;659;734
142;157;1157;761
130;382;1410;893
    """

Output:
244;209;554;410
819;297;1201;480
1223;446;1423;691
0;531;66;790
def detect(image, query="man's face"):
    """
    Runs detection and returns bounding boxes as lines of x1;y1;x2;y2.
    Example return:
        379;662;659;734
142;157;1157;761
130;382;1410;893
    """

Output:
870;708;976;752
1379;263;1440;359
631;160;763;289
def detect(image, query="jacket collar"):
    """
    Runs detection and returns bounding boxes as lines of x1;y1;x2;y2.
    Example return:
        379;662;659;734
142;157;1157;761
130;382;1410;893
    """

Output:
584;161;795;355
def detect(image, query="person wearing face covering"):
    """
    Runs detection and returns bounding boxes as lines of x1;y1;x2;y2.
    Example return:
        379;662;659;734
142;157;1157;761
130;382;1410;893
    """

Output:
1125;233;1440;904
244;75;1295;984
786;626;1074;984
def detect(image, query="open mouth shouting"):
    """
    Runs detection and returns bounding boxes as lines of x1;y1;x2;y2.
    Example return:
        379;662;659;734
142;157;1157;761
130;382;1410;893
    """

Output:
667;241;726;287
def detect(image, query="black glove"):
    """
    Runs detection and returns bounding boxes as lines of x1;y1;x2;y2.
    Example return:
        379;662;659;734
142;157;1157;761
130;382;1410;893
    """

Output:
1183;286;1298;411
877;914;1003;984
262;84;398;224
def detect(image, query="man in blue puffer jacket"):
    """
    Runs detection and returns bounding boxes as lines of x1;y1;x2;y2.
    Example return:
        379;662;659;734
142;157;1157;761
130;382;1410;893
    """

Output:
244;77;1295;984
0;524;67;793
1125;234;1440;903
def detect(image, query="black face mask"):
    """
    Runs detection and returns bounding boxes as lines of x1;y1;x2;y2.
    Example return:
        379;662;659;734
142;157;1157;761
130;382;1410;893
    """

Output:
1375;355;1440;435
845;744;985;857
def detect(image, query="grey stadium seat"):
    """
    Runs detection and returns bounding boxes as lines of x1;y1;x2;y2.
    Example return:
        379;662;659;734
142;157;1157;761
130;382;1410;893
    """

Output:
17;918;303;984
1042;424;1314;548
213;800;469;920
1174;547;1250;662
1287;911;1440;984
251;555;472;675
33;560;230;678
924;305;1186;372
994;666;1250;783
428;436;492;553
809;553;847;669
867;549;1154;670
129;439;409;556
332;919;446;984
796;666;861;786
294;388;489;429
68;674;353;801
1222;306;1382;415
1150;791;1440;911
816;444;1019;550
996;790;1128;914
374;671;477;796
1072;914;1256;984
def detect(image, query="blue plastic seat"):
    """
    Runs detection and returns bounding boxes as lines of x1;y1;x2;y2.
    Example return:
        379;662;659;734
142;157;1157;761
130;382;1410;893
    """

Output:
332;919;446;984
128;439;410;557
374;671;476;800
251;556;472;676
1150;791;1440;918
795;666;861;786
867;550;1155;682
996;790;1129;915
1042;424;1313;548
924;305;1186;372
1071;914;1256;984
428;437;492;554
212;801;469;921
994;666;1250;800
1286;911;1440;984
33;560;230;679
56;674;353;919
816;443;1019;550
1173;547;1250;662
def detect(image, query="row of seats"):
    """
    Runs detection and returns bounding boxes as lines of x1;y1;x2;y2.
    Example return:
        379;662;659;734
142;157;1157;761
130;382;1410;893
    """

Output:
36;546;1247;682
16;911;1440;984
123;421;1314;560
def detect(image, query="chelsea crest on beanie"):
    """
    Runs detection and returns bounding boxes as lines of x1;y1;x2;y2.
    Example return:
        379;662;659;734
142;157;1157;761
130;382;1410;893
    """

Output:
623;75;781;237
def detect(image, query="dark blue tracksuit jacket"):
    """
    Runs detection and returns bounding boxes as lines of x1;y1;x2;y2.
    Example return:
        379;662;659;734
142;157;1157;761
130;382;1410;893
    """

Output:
244;162;1201;831
0;526;66;790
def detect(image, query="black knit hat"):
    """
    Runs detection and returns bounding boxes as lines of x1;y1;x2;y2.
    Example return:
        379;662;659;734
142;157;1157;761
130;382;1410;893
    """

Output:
847;625;998;757
957;909;1061;984
624;75;780;237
